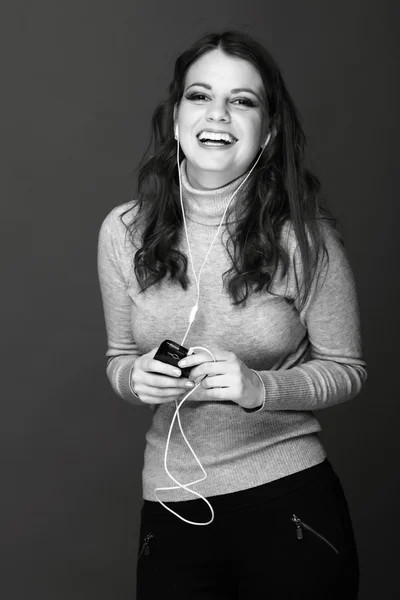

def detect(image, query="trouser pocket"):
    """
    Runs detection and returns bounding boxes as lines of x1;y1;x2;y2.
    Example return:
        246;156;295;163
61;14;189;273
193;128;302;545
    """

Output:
137;532;154;560
291;513;340;555
233;471;358;598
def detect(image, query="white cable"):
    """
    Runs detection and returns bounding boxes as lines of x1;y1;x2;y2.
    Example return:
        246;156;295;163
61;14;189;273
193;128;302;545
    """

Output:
154;131;269;525
154;345;216;525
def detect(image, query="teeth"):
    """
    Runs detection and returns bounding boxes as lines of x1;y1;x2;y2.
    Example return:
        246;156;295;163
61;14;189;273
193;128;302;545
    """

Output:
198;131;236;143
201;140;229;146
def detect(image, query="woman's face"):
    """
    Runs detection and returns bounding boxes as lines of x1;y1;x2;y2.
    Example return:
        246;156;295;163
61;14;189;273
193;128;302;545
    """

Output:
174;48;268;190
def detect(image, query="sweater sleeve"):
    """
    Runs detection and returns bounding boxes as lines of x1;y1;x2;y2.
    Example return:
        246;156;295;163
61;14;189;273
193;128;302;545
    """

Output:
97;206;144;406
253;222;368;412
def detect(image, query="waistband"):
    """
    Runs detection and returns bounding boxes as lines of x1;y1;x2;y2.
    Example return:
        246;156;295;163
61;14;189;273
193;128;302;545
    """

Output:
142;459;337;517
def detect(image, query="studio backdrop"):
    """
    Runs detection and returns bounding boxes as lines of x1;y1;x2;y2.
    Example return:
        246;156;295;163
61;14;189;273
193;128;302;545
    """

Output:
1;1;399;598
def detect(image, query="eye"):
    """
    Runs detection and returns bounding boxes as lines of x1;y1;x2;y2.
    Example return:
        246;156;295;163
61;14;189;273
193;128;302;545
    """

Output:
233;98;256;107
185;93;256;108
185;93;209;101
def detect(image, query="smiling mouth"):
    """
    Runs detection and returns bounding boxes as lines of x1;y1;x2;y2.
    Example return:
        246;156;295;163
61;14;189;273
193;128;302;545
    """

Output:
196;134;238;146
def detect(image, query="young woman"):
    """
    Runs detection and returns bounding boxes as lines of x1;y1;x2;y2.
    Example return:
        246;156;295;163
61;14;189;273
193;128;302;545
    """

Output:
98;30;367;599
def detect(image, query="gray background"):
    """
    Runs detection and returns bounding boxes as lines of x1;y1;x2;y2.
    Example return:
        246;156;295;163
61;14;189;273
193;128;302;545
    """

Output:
2;0;399;598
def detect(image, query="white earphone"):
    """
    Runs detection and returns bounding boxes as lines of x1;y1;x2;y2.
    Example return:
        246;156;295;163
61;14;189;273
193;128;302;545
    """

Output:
174;124;271;149
262;131;271;148
153;122;272;527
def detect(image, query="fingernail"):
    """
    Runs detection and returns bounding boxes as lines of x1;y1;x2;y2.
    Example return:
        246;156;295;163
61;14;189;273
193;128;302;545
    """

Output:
173;369;181;376
185;381;194;387
179;360;186;367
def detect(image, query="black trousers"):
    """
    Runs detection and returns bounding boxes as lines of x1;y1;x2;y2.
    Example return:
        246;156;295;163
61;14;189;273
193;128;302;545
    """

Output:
136;459;359;599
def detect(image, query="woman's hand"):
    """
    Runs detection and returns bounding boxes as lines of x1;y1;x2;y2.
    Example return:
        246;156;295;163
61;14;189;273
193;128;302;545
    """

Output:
178;348;265;411
131;347;195;405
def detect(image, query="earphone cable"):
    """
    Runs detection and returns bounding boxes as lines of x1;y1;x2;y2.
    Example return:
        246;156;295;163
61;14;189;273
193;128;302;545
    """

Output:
154;128;270;525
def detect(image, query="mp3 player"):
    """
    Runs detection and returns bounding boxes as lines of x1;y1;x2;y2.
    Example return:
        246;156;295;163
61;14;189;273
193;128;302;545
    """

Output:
153;339;192;379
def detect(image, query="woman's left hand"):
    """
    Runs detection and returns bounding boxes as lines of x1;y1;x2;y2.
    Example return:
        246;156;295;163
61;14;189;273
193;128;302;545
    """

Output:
178;348;265;411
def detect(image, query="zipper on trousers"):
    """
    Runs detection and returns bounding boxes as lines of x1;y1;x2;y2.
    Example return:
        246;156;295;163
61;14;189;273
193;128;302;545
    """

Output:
292;514;339;555
138;533;154;559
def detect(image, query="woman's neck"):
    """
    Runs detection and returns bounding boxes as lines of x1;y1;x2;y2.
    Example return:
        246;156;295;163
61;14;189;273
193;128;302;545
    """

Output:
179;158;253;226
185;161;249;190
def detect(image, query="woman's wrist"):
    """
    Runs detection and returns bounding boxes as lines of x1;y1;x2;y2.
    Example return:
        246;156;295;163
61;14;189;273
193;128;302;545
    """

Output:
242;370;266;413
128;362;141;399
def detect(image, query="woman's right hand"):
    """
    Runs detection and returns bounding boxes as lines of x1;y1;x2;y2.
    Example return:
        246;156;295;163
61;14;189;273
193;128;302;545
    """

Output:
130;347;195;405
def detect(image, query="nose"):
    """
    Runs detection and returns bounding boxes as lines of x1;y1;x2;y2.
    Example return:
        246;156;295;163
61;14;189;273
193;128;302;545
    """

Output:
205;99;231;123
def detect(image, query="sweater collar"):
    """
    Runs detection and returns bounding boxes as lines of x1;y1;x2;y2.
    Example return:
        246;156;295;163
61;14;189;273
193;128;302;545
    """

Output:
179;157;254;226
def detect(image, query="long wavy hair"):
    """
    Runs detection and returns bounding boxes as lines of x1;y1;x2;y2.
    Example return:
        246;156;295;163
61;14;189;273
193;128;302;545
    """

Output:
120;30;338;311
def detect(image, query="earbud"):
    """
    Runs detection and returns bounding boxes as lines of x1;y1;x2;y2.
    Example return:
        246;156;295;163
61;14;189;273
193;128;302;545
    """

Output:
174;124;178;140
261;131;271;150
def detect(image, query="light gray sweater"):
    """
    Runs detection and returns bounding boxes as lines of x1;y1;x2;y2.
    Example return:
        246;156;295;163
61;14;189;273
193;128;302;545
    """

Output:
97;158;367;502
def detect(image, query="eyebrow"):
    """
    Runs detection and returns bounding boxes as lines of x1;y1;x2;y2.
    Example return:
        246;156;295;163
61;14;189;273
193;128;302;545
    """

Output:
186;82;263;103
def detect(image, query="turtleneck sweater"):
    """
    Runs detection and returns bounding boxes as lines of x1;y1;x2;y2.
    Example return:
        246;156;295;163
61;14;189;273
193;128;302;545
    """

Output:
97;157;367;502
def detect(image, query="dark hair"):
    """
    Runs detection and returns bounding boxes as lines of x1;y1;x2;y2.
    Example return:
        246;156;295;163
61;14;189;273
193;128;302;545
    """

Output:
120;29;338;311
